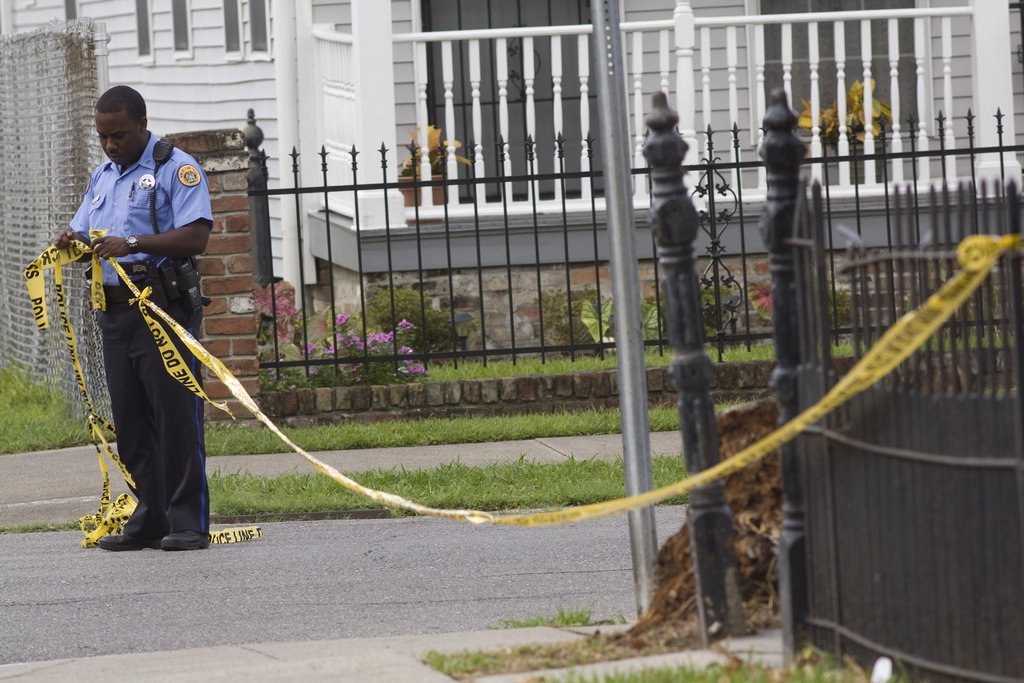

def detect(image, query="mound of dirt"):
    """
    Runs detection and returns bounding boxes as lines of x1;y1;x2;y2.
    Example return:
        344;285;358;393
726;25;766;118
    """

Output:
622;399;783;649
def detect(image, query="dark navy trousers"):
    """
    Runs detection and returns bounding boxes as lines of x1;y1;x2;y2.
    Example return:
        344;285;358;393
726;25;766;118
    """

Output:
97;300;208;539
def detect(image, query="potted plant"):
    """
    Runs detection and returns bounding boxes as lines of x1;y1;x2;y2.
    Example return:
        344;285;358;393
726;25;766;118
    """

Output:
798;79;892;149
398;125;470;207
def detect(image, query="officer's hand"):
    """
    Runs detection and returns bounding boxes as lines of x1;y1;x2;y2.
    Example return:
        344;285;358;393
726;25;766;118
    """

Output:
91;235;130;259
53;228;86;249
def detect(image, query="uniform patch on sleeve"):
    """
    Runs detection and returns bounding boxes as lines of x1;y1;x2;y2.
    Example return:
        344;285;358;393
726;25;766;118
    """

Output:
177;164;201;187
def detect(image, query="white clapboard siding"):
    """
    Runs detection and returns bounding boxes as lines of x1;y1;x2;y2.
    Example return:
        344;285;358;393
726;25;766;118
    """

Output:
1012;6;1024;146
391;0;417;170
80;0;281;269
6;0;278;177
631;0;748;153
9;0;67;32
927;14;974;132
312;0;350;29
313;0;413;172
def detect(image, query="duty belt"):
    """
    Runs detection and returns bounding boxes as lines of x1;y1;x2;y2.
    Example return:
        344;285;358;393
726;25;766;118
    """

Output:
102;284;136;304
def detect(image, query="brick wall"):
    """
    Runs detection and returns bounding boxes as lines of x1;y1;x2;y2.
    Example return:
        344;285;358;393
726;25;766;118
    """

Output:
257;361;789;427
164;129;259;421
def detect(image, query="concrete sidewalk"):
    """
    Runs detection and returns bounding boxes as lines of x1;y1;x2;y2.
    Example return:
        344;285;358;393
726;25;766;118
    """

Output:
0;626;782;682
0;432;683;527
0;434;788;683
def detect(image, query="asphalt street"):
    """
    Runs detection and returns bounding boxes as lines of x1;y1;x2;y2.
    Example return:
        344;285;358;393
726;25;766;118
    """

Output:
0;512;686;667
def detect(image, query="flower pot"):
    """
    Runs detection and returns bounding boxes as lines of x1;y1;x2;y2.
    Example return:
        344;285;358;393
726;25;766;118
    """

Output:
398;174;446;208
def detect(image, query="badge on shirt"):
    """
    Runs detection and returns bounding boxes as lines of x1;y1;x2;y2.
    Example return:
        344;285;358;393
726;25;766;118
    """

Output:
177;165;201;187
139;173;156;190
91;194;102;206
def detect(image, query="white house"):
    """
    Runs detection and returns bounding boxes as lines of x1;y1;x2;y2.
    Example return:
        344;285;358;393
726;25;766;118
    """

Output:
1;0;1021;290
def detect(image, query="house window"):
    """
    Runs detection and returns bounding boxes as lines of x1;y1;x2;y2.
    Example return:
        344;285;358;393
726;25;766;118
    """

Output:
172;0;192;55
421;0;596;200
758;0;917;137
223;0;241;56
250;0;269;54
135;0;152;59
65;0;77;20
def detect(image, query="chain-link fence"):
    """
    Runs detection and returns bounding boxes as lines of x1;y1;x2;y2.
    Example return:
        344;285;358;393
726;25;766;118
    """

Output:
0;19;108;419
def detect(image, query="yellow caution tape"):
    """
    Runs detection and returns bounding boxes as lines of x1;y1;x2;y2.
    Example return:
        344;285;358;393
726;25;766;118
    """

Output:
79;493;135;548
25;239;137;545
24;237;257;547
210;526;265;544
24;240;89;331
27;233;1018;533
88;229;107;311
107;260;232;419
482;233;1021;526
117;233;1020;528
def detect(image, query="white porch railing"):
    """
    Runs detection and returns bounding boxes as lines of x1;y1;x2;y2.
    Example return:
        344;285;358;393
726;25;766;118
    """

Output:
312;26;355;216
311;1;1018;226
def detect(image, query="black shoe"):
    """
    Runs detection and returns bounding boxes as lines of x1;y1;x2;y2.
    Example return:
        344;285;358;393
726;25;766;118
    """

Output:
161;530;211;551
97;534;163;551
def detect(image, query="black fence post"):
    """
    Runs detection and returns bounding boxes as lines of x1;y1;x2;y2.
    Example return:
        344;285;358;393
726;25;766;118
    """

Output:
244;108;274;287
644;92;746;643
758;88;808;662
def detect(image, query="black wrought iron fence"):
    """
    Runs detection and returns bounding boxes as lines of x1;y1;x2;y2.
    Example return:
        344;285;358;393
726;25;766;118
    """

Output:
789;176;1024;682
247;108;1024;385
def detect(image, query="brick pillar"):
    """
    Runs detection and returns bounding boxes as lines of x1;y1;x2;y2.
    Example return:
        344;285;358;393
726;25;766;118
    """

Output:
164;129;260;421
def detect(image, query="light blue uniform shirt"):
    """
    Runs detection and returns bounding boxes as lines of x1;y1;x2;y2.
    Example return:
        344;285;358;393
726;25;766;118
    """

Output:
70;132;213;286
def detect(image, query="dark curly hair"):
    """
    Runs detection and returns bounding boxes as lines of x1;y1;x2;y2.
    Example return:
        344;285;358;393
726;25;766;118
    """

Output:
95;85;147;122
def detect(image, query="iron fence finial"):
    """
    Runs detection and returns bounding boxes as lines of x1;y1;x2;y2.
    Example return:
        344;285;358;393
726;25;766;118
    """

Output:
643;93;746;643
759;89;804;253
758;85;808;664
243;108;264;153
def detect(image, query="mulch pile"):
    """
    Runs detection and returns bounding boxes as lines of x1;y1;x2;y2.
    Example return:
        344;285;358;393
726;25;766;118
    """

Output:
619;399;784;649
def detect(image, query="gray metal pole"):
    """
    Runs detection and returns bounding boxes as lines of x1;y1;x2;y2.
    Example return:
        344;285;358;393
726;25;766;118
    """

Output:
590;0;658;614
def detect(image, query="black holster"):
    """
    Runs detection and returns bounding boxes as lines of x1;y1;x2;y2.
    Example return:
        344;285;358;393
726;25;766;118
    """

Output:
144;258;205;313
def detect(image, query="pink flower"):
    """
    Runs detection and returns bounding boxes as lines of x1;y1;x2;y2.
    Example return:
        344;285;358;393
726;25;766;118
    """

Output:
252;281;297;317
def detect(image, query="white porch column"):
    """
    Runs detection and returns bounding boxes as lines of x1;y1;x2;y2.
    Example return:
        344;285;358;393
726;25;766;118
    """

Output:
0;0;13;34
295;0;318;281
351;0;405;228
273;0;303;289
970;0;1022;182
674;0;698;166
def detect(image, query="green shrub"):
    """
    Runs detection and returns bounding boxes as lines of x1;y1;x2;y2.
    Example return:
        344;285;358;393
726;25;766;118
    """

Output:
537;286;596;348
829;286;853;327
579;295;667;344
699;281;743;339
365;285;456;353
748;282;853;328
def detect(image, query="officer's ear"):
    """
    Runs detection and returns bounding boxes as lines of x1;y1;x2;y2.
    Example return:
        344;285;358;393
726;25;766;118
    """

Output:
138;116;148;133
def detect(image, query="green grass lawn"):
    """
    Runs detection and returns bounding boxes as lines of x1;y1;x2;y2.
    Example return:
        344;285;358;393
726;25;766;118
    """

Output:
2;335;857;456
424;643;888;682
207;455;689;516
0;365;92;455
0;453;691;531
262;340;849;388
1;339;806;455
204;407;685;456
1;360;688;455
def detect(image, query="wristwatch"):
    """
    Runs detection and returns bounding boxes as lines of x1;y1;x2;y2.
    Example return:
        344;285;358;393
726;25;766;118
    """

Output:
125;234;140;254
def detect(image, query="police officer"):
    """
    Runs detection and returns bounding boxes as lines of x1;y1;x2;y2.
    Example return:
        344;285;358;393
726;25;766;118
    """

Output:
54;85;213;551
